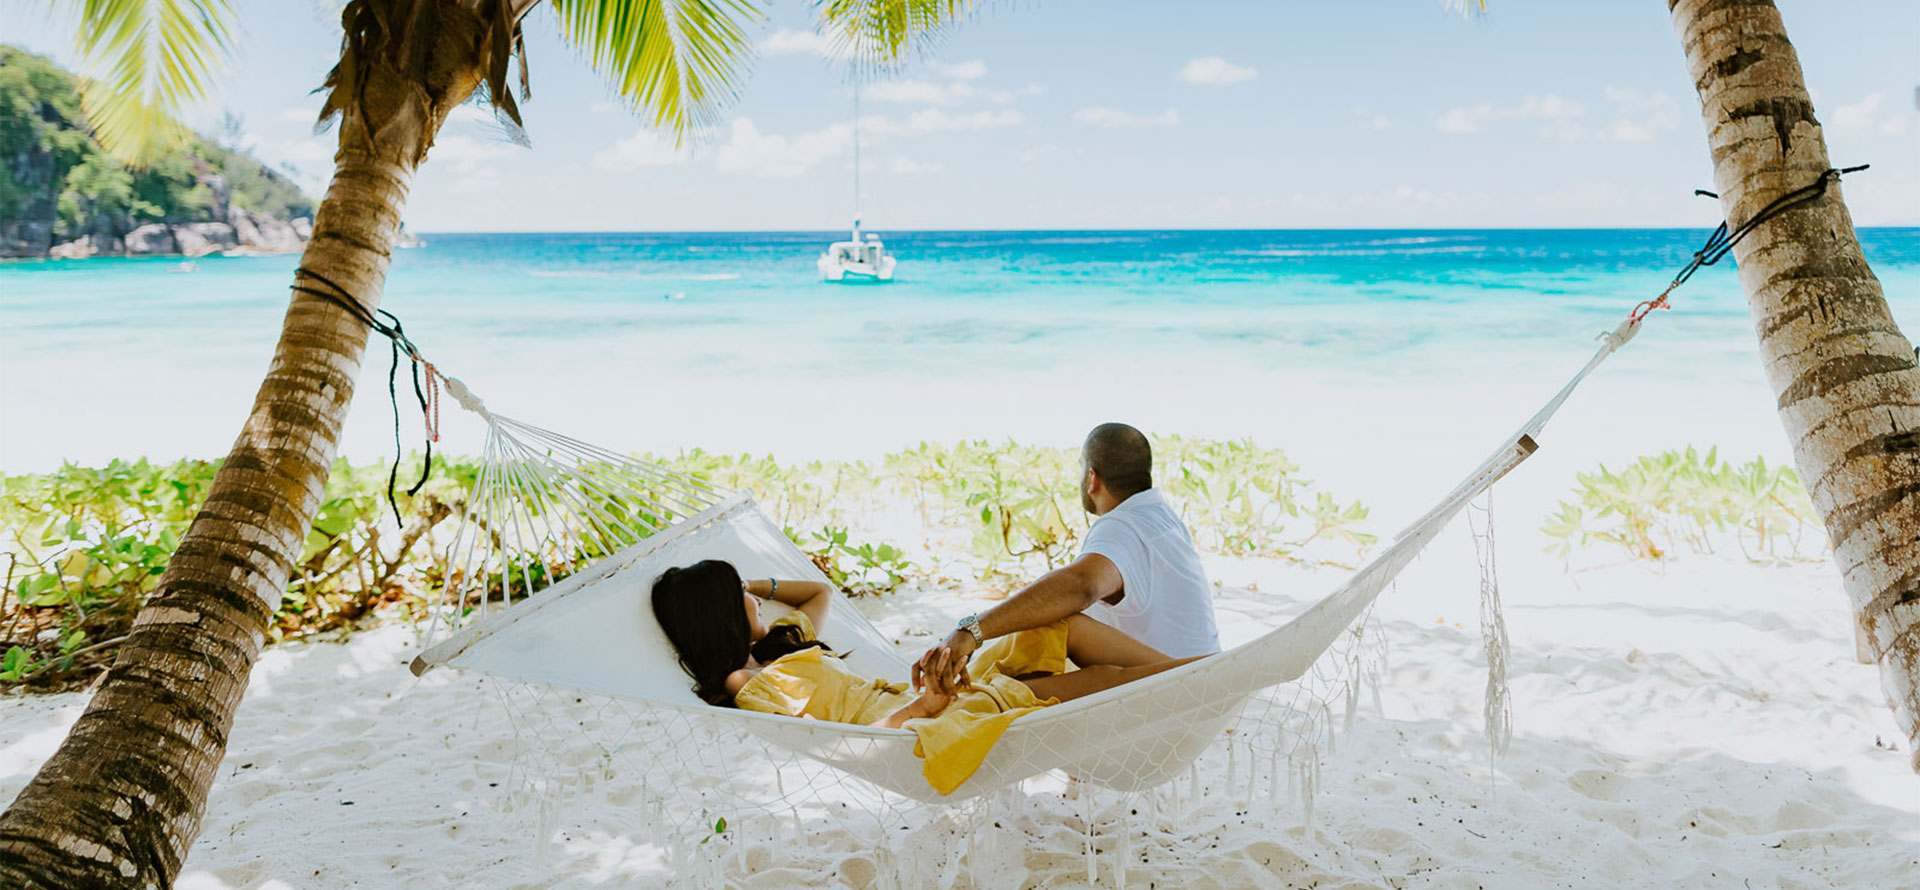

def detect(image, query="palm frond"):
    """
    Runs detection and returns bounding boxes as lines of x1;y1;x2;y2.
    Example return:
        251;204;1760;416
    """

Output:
817;0;981;72
549;0;764;142
70;0;238;166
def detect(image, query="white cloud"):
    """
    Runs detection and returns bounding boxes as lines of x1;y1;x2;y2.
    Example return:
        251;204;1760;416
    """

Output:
887;158;946;174
1351;105;1392;130
448;103;494;125
252;138;334;192
762;28;833;57
1829;92;1910;138
715;118;850;178
426;135;519;195
1017;144;1062;163
594;128;689;170
1436;103;1492;134
431;134;516;169
866;80;961;105
707;109;1015;177
1597;86;1683;142
1073;106;1181;128
1519;94;1584;121
1831;93;1885;132
424;135;519;195
1176;57;1257;86
939;60;988;81
990;83;1046;103
1435;89;1682;143
864;79;1039;106
893;108;1023;133
1436;94;1583;136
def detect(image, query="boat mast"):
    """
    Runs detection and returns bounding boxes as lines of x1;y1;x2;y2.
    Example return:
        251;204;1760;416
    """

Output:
852;78;861;240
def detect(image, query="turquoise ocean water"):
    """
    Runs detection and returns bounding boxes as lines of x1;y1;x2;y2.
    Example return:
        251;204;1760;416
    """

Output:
2;228;1917;481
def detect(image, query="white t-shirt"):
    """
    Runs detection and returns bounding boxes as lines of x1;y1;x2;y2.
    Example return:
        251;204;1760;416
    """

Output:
1079;488;1220;658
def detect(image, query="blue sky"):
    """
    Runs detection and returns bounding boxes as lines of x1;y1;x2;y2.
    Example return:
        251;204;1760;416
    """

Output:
8;0;1916;231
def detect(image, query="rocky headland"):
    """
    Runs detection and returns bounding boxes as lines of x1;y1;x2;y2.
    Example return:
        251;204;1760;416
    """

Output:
0;45;405;261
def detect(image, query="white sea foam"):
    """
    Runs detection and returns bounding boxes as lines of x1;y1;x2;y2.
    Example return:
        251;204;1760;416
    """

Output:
1234;244;1489;257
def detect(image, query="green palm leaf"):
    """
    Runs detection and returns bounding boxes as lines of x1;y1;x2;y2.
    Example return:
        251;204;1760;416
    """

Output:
67;0;237;165
549;0;765;141
817;0;981;70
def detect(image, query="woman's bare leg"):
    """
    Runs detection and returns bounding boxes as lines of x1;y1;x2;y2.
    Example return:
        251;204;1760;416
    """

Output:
1060;613;1168;668
1019;655;1207;703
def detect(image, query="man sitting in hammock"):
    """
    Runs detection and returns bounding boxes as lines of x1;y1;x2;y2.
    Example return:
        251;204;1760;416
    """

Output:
914;422;1221;697
651;559;1203;794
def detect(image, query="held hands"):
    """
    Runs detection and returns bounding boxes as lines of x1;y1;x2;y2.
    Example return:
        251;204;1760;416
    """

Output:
911;629;979;696
908;687;954;719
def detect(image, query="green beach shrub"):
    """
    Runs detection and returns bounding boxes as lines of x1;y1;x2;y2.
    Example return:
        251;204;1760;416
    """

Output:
2;436;1374;688
1155;435;1375;562
0;456;475;688
1541;447;1821;563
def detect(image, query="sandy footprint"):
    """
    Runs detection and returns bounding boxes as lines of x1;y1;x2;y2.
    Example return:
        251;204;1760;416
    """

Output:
1565;767;1631;802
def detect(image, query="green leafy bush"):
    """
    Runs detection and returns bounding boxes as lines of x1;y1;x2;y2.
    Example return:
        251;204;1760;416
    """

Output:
4;436;1371;687
1155;435;1375;561
0;459;218;684
0;456;470;687
673;436;1376;581
1541;447;1820;562
790;526;916;596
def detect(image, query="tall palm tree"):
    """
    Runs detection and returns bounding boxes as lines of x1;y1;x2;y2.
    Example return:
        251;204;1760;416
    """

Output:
1667;0;1919;770
0;1;983;885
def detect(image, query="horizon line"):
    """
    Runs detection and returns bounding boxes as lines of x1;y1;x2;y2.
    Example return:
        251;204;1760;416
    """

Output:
407;224;1920;236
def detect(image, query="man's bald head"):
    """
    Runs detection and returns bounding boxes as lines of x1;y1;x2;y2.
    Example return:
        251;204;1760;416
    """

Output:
1082;422;1153;503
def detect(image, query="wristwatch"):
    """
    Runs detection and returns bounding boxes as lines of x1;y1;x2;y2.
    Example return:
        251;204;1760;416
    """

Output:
956;612;984;644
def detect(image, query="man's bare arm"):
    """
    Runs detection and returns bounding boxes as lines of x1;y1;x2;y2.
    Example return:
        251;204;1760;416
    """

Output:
976;553;1123;639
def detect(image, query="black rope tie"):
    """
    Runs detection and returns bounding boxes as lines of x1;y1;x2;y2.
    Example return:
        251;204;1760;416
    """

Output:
291;267;436;526
1631;164;1868;323
1674;164;1869;289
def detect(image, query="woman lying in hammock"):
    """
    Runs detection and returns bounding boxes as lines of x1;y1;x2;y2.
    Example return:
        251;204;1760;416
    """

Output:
651;559;1205;794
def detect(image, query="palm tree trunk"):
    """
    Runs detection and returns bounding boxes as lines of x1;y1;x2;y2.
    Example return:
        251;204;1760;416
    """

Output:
0;6;491;883
1669;0;1920;770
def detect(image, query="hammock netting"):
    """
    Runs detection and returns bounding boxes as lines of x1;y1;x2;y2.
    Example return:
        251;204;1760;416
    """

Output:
406;318;1645;885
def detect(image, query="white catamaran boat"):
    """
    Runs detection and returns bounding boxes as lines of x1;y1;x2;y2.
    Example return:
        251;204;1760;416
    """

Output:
818;81;896;283
818;220;896;282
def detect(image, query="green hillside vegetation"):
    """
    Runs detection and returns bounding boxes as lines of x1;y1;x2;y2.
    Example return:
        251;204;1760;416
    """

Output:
0;44;312;257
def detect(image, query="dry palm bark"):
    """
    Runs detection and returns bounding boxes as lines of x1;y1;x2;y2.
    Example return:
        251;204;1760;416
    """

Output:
1670;0;1920;769
0;2;517;885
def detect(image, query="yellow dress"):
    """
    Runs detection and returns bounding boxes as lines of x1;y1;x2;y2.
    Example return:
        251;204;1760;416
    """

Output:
733;611;1070;795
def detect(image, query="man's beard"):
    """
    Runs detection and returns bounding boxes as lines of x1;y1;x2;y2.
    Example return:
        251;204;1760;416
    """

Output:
1081;487;1095;514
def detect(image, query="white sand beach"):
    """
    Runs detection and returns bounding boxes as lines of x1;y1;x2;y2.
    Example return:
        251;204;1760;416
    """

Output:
4;531;1916;888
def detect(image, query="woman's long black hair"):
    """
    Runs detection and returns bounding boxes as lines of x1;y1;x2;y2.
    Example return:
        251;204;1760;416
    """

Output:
651;559;828;706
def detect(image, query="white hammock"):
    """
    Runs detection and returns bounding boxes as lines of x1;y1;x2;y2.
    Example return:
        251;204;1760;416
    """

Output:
412;318;1646;803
